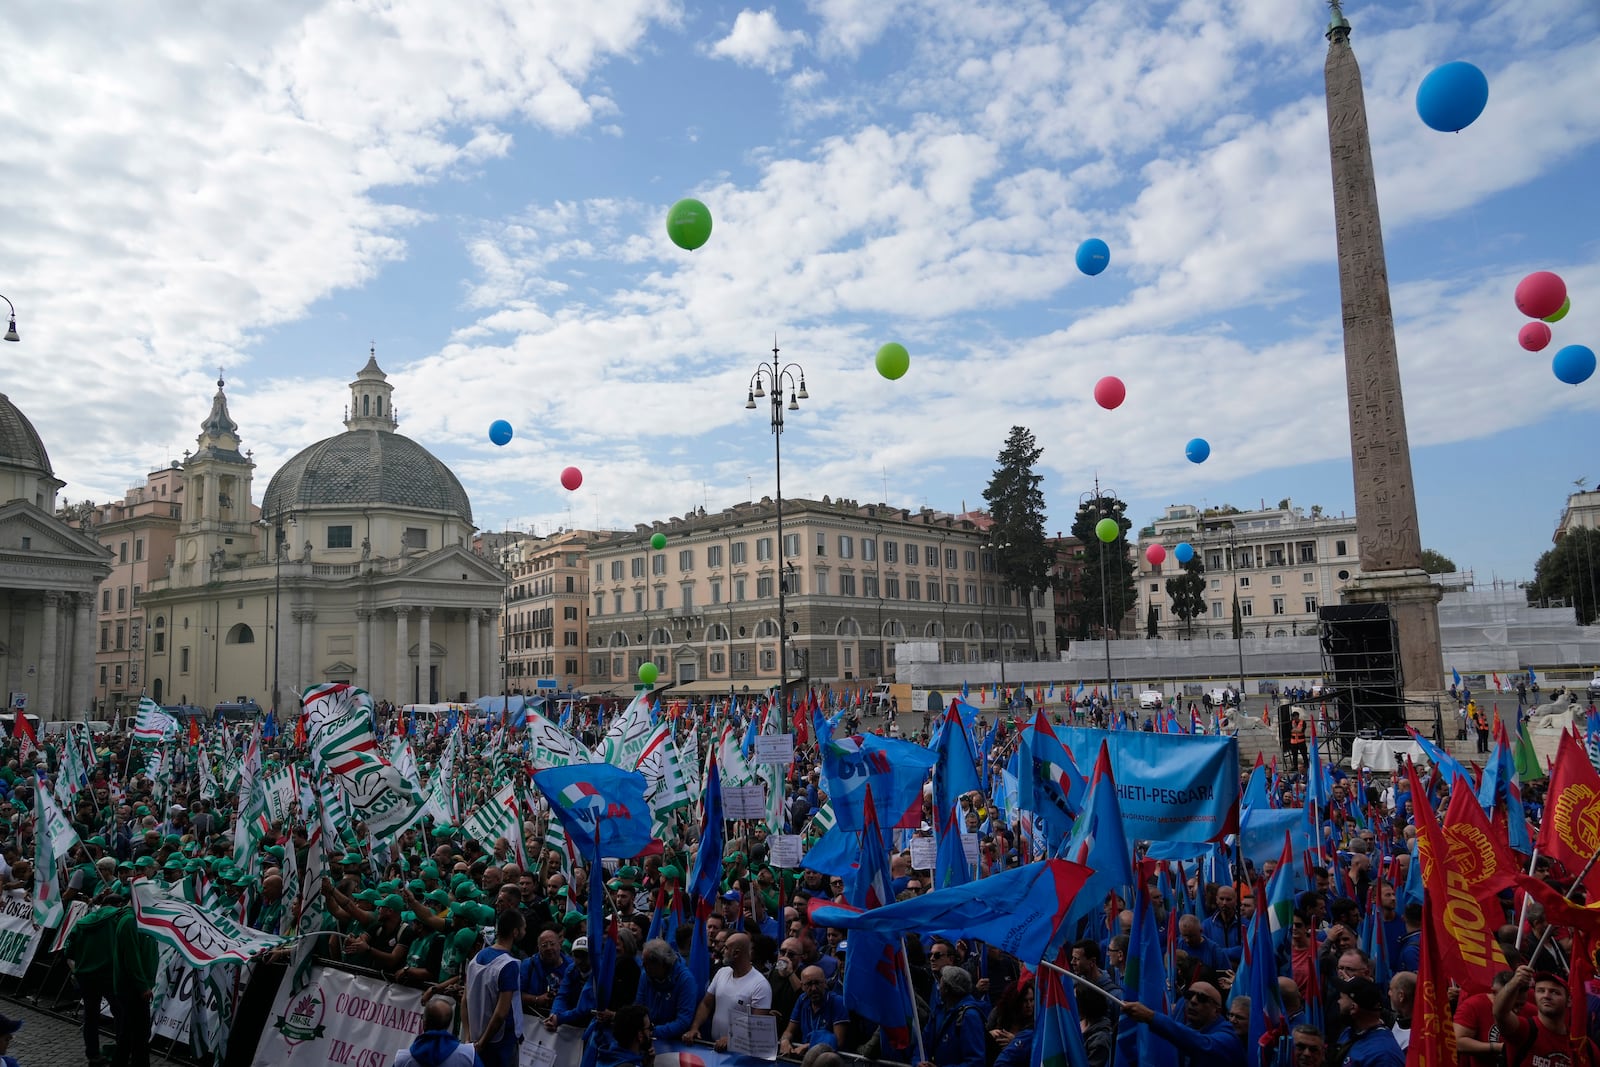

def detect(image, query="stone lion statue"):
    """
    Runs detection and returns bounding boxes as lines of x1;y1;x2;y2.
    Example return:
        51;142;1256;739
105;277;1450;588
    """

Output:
1527;691;1580;732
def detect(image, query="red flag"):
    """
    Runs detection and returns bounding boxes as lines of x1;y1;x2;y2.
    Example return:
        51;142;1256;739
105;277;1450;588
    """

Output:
188;718;201;747
794;700;810;749
1442;776;1520;896
11;714;36;761
1406;760;1507;995
1535;730;1600;898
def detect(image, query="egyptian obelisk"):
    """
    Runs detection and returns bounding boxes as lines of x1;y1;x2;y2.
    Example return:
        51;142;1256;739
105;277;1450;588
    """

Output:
1323;1;1444;694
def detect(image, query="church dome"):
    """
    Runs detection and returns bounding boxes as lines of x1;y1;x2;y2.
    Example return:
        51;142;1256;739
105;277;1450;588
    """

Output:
0;393;54;476
262;429;473;524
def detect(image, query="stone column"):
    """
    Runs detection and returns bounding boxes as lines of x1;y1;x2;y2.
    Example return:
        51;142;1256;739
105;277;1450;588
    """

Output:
466;609;481;699
355;609;371;692
296;610;315;696
39;593;60;717
480;611;498;696
418;607;432;703
394;608;410;705
70;593;94;718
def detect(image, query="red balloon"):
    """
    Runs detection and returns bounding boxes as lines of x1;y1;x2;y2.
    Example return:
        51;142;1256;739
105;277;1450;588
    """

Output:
1515;271;1567;319
1093;376;1126;410
1519;322;1552;352
560;466;583;491
1145;543;1167;566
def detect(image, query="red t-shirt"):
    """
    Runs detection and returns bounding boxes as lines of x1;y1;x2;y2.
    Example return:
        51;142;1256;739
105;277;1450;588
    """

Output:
1503;1013;1597;1067
1454;993;1506;1066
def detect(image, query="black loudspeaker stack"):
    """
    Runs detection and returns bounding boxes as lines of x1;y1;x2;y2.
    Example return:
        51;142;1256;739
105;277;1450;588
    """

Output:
1318;604;1406;735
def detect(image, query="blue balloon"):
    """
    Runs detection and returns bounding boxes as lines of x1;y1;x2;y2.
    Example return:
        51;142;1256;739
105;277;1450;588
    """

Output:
1185;437;1211;464
1174;542;1195;565
1075;238;1110;276
1553;345;1596;386
488;419;514;446
1416;61;1489;132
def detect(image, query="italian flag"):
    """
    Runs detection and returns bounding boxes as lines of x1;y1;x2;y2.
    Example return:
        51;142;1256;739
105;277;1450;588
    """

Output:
133;881;285;968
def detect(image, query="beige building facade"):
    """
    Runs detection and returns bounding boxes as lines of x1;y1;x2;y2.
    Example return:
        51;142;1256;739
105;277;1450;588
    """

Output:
1134;502;1363;642
582;497;1052;696
142;356;506;711
500;529;599;694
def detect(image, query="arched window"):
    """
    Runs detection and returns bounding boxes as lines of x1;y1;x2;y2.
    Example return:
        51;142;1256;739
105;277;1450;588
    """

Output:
755;619;779;638
1001;624;1017;639
651;627;672;645
225;623;255;645
834;618;861;636
882;619;905;637
707;623;730;642
377;396;384;415
363;395;370;415
1243;631;1256;639
926;621;944;638
1274;629;1288;638
609;632;629;648
961;621;979;639
154;616;165;629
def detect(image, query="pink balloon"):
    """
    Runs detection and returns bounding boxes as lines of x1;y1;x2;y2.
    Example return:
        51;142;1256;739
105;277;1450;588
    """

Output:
1515;271;1567;319
1146;543;1167;566
1093;375;1126;410
1519;322;1552;352
560;466;583;491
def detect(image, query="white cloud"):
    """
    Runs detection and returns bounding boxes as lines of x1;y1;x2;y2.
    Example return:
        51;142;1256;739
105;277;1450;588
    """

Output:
708;9;808;73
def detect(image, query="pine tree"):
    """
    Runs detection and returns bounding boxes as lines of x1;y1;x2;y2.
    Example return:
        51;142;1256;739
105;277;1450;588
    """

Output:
982;427;1053;659
1070;493;1136;641
1165;557;1207;638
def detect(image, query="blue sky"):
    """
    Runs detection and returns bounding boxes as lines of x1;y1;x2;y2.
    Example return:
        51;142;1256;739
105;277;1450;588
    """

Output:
3;0;1598;581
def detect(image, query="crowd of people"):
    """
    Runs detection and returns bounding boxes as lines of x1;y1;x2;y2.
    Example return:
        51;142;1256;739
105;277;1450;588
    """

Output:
0;687;1595;1067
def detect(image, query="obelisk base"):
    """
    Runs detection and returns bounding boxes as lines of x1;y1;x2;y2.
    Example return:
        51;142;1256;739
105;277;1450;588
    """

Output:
1340;569;1445;695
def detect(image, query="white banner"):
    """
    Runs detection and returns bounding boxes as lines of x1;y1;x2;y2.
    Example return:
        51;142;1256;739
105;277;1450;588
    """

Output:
0;891;44;977
150;942;196;1043
252;963;428;1067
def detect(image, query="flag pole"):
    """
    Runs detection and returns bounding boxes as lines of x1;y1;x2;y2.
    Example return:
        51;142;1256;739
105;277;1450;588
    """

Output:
1524;843;1600;963
1515;846;1541;952
902;936;928;1066
1039;958;1130;1008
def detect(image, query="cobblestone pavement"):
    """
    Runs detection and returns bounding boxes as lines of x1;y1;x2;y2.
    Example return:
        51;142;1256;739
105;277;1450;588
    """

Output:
0;996;93;1067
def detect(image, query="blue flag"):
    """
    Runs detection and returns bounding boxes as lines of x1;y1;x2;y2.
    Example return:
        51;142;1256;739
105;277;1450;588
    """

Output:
1057;727;1239;843
1058;740;1133;939
1024;711;1086;847
1118;867;1179;1067
1030;961;1090;1067
811;859;1093;965
932;705;981;889
533;763;653;860
1242;879;1286;1067
1405;725;1474;790
821;734;937;833
842;788;918;1055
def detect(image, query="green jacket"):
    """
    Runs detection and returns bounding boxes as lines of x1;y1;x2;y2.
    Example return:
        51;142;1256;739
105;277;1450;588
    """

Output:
110;908;160;995
65;906;121;978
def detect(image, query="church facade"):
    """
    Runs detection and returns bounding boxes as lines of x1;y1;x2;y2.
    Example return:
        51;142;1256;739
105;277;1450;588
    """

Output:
142;353;506;712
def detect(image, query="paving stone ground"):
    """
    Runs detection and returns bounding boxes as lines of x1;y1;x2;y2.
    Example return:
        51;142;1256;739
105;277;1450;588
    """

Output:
0;996;99;1067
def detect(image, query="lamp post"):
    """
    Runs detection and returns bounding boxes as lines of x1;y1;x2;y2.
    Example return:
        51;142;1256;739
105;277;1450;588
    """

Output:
1080;482;1119;707
0;295;18;343
1227;526;1247;701
261;512;295;715
745;338;808;732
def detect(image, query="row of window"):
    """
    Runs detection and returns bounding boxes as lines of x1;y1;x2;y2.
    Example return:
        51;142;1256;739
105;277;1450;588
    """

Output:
114;539;146;564
100;585;141;612
507;659;581;677
595;536;997;582
593;573;1050;616
312;525;428;550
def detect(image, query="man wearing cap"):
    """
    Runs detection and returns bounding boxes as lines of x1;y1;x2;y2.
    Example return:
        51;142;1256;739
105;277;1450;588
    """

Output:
1327;974;1402;1066
1121;979;1243;1067
520;929;574;1014
546;937;595;1031
343;893;410;971
1491;964;1590;1067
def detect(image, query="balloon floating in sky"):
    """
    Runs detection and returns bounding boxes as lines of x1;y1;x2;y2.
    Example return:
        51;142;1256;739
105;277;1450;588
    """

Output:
875;342;910;380
1544;297;1572;323
1076;238;1111;276
560;466;583;491
1093;375;1126;410
1415;61;1489;132
1553;344;1596;385
1174;542;1195;565
650;532;667;551
1519;322;1552;352
1516;271;1567;320
1185;437;1211;464
665;198;713;251
1145;543;1167;566
638;662;659;686
488;419;513;446
1095;517;1120;544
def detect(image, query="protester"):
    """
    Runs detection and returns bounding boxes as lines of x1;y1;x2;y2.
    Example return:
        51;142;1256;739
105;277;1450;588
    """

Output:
396;998;484;1067
464;910;525;1067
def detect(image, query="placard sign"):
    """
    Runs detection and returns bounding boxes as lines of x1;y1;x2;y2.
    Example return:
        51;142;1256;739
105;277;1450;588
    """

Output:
723;784;768;821
251;964;427;1066
909;836;936;871
768;834;803;869
753;734;795;766
0;891;43;978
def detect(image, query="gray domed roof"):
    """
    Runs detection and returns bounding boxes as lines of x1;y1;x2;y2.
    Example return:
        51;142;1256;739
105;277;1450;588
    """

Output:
0;394;53;476
262;429;472;523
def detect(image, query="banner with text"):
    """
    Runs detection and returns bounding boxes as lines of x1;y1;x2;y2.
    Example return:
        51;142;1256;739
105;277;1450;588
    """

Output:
251;963;426;1067
0;891;44;978
1058;728;1240;843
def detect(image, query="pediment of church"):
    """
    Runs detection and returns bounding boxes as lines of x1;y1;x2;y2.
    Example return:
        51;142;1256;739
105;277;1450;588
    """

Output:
389;544;505;585
0;500;114;589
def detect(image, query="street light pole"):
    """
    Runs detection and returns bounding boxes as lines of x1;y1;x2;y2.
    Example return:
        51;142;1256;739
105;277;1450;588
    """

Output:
1081;480;1117;705
745;338;808;733
0;294;19;343
262;513;294;716
1228;527;1246;700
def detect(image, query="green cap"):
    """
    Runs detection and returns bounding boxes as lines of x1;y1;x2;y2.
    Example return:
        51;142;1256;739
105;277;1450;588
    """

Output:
117;861;134;871
354;889;381;904
659;864;683;881
134;856;157;869
424;890;452;908
378;880;400;893
562;911;586;927
450;927;480;952
164;833;183;847
407;879;426;893
263;845;285;859
164;858;186;871
617;866;641;880
87;836;108;848
135;805;151;816
402;911;417;923
420;862;441;877
378;894;405;912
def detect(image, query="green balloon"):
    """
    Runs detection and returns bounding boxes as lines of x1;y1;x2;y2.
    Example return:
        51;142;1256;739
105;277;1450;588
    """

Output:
650;532;667;551
1544;296;1572;323
875;342;910;380
666;198;713;251
638;662;659;686
1095;517;1120;543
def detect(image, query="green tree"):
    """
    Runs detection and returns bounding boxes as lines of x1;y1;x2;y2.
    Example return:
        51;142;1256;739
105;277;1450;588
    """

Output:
1528;527;1600;625
1070;493;1136;641
982;427;1053;659
1420;548;1457;575
1165;556;1207;638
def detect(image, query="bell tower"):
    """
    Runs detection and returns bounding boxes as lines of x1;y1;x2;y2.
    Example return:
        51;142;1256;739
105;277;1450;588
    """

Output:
345;345;398;432
174;374;257;582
